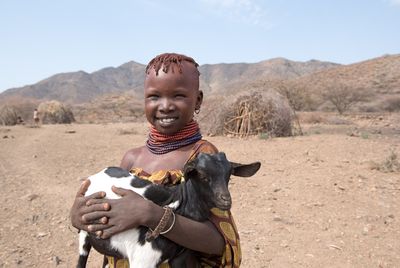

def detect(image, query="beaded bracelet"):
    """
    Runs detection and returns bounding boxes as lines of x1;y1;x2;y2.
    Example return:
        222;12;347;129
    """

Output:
160;209;176;235
145;206;176;242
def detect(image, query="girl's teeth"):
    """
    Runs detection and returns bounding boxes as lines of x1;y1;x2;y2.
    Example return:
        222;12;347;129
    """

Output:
160;118;175;123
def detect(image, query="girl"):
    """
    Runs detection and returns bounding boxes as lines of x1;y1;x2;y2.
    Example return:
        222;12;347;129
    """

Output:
70;53;241;267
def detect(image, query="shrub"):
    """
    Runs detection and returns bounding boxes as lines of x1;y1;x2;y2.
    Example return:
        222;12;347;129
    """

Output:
380;97;400;112
0;105;19;126
322;83;366;114
370;150;400;173
38;100;75;124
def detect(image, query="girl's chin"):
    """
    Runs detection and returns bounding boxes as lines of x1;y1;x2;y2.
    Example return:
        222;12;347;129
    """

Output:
154;125;179;135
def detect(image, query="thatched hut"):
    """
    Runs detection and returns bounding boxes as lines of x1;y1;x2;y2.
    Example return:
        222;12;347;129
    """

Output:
199;89;293;138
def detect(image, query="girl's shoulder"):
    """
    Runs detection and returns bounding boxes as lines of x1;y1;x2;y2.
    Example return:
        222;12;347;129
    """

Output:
120;146;146;170
188;139;218;161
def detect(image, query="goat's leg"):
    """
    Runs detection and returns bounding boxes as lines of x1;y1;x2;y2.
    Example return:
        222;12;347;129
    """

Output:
169;249;200;268
76;230;92;268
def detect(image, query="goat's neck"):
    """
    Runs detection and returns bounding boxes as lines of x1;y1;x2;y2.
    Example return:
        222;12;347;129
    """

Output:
174;180;210;222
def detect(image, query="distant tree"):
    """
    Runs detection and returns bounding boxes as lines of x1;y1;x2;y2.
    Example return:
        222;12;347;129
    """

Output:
323;82;366;114
275;81;311;135
276;81;312;111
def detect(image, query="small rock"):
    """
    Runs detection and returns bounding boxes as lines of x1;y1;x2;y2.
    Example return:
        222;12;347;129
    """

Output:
24;194;39;201
280;240;289;248
52;256;61;265
362;226;370;235
37;232;49;238
273;215;282;222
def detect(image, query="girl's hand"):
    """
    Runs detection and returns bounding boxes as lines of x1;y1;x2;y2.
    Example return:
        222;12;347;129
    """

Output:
70;180;109;233
85;186;153;239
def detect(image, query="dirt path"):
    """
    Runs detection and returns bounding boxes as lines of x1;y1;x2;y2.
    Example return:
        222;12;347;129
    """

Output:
0;119;399;267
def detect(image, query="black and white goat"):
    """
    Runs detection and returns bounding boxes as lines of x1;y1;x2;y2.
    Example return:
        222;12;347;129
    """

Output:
77;152;261;268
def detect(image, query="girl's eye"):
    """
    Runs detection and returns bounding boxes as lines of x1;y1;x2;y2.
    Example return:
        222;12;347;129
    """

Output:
147;95;159;101
175;94;186;99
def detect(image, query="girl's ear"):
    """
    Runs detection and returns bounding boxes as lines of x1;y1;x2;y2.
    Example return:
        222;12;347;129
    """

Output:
195;90;203;110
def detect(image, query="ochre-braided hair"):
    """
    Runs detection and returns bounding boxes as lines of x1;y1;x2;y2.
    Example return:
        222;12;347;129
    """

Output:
145;53;200;76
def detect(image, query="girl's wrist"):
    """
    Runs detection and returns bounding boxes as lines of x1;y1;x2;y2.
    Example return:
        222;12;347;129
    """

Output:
142;201;165;228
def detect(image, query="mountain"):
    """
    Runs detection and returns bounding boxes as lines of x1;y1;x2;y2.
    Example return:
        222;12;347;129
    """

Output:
293;54;400;95
0;58;339;104
0;61;146;104
1;54;399;117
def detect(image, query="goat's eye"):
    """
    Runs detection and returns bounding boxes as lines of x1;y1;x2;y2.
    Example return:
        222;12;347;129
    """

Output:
199;174;209;182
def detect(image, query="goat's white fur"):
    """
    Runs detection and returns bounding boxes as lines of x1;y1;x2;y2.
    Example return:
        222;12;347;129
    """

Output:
79;169;178;268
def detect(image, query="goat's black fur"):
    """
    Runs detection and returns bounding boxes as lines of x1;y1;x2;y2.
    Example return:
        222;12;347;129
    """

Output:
77;152;261;268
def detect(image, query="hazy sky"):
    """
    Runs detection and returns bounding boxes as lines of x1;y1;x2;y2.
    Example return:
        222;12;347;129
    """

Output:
1;0;399;92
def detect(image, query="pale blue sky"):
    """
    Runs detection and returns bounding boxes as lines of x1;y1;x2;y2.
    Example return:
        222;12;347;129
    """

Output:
1;0;399;92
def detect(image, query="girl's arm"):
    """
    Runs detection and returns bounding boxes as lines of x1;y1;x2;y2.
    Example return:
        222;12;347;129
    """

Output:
84;187;225;255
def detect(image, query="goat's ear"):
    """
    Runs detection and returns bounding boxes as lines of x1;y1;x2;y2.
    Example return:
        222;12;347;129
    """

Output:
183;161;198;180
231;162;261;177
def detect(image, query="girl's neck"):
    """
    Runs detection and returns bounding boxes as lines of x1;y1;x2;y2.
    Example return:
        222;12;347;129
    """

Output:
146;120;202;155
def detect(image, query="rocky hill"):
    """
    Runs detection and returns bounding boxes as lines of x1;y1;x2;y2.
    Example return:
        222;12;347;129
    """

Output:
0;61;146;104
0;58;338;104
1;54;399;122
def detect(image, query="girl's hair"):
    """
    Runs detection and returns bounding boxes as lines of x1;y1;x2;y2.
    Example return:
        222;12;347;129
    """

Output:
146;53;200;76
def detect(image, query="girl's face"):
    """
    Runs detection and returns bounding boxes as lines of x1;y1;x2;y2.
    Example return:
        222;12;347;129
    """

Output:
144;62;203;135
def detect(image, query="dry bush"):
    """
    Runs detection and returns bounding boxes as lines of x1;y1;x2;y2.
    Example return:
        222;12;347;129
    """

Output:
0;105;19;126
275;81;315;111
322;81;369;114
73;94;144;123
199;90;293;137
380;96;400;112
38;100;75;124
298;112;326;124
0;97;39;123
369;150;400;173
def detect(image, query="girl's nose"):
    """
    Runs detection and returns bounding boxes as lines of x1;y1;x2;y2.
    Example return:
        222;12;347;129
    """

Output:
159;98;175;112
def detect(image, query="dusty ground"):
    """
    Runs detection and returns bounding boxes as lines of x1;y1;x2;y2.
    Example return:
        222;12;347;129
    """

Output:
0;113;399;268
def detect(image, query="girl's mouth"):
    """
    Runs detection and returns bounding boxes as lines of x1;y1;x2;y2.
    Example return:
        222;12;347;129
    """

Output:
157;117;178;125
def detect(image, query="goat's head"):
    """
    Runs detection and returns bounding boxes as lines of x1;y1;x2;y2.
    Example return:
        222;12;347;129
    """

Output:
183;152;261;210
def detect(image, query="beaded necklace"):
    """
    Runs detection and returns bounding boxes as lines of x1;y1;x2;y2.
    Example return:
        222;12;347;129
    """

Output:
146;120;202;154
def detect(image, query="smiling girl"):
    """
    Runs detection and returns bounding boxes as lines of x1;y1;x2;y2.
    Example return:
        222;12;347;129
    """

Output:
70;53;241;267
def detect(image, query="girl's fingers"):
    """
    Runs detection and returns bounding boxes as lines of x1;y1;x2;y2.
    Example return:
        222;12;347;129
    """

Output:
86;198;108;206
100;226;120;239
82;210;110;223
111;186;132;197
76;180;90;197
85;191;106;200
87;223;111;233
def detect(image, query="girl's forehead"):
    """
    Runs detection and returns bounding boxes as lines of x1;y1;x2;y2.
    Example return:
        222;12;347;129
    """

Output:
145;64;199;90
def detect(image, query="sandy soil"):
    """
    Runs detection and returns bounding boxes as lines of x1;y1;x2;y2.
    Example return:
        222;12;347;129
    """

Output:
0;114;399;268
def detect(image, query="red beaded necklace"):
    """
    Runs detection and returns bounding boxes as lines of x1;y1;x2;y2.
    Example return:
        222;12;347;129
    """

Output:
146;120;202;154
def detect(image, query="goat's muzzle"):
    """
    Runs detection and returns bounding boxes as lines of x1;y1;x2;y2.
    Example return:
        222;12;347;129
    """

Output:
215;193;232;210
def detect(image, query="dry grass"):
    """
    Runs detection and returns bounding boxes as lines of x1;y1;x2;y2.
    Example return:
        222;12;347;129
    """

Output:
369;150;400;173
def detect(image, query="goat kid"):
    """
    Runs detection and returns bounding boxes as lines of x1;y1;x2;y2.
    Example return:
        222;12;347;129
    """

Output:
77;152;261;268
